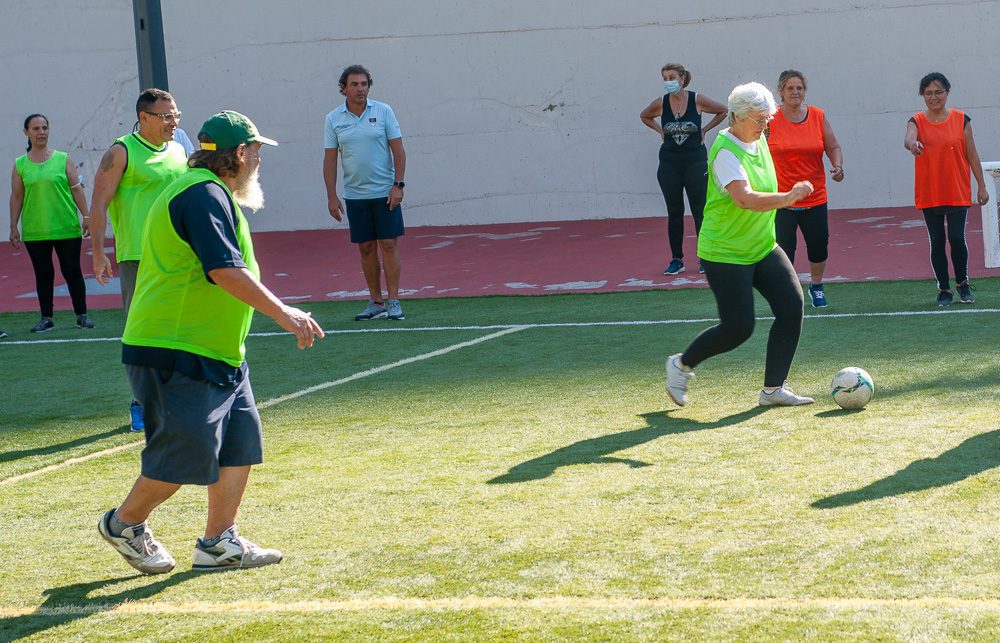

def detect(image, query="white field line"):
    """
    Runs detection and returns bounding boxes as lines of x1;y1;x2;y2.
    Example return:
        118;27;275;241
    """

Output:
0;328;524;487
4;596;1000;617
3;306;1000;345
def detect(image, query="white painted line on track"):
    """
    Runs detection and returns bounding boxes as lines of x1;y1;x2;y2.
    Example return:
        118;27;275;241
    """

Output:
0;328;524;486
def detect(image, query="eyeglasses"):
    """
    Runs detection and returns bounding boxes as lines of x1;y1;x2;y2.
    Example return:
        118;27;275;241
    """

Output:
143;110;182;123
749;115;774;127
922;90;947;98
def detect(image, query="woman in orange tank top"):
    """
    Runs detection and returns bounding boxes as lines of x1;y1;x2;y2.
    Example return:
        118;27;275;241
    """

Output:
767;70;844;309
904;72;989;306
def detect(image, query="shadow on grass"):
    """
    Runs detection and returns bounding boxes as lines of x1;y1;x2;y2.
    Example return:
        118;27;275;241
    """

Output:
488;407;767;484
0;426;131;465
0;570;200;642
812;429;1000;509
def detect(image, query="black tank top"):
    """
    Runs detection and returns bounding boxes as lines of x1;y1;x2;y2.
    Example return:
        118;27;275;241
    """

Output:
659;91;705;158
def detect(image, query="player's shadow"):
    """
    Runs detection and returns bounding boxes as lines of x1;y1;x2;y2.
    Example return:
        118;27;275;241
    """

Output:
0;426;132;465
0;571;200;642
812;428;1000;509
488;408;766;484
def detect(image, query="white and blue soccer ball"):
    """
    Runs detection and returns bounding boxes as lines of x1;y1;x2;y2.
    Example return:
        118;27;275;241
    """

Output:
830;367;874;409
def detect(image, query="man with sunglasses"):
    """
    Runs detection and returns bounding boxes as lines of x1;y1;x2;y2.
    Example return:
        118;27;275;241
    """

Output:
88;88;188;431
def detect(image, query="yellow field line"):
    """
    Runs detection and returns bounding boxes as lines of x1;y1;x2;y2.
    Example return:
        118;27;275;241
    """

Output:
4;596;1000;617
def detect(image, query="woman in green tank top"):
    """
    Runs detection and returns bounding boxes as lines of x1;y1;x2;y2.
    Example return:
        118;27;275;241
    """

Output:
9;114;94;333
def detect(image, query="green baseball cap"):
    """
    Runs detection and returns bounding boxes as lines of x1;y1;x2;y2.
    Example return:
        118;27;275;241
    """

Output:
198;110;278;151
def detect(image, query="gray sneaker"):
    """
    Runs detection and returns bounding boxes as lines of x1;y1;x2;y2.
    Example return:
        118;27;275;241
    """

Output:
759;384;814;407
386;299;405;320
665;353;694;406
355;300;388;321
98;509;175;575
193;525;283;571
30;317;54;333
956;281;975;304
76;314;96;329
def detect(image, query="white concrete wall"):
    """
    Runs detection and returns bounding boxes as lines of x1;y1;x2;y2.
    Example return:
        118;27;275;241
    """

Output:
2;0;998;232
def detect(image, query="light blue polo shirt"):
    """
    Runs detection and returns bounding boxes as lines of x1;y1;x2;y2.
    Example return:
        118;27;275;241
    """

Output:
324;99;402;200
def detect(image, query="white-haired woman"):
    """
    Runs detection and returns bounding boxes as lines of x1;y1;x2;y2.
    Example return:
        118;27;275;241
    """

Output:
665;82;815;407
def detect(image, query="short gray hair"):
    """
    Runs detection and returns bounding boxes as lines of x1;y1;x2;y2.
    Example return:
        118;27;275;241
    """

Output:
727;82;777;123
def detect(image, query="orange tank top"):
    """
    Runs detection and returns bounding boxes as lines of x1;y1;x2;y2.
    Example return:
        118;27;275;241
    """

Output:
767;105;827;208
912;109;971;209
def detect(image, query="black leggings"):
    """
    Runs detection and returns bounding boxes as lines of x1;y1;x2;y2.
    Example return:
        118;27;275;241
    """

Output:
682;247;804;387
775;203;829;264
921;207;969;290
657;155;707;260
24;237;88;317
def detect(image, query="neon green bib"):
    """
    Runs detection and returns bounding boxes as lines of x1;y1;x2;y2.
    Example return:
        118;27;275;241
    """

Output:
122;169;260;367
697;132;778;265
108;132;187;261
15;151;81;242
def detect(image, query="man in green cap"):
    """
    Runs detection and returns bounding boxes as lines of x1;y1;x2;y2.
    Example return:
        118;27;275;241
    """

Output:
98;111;325;574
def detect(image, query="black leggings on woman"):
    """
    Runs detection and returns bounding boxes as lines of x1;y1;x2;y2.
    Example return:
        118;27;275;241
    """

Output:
657;154;707;260
921;206;969;290
775;203;829;264
681;247;804;387
24;237;88;317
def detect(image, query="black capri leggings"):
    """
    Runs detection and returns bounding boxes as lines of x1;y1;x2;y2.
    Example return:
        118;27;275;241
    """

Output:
657;153;708;260
921;206;969;291
774;203;829;264
24;236;88;318
681;246;804;388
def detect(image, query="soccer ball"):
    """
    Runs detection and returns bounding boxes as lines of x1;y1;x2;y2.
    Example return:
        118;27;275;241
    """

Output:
830;367;874;410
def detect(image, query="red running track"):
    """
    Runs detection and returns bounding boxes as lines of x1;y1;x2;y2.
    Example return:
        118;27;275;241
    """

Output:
1;206;998;313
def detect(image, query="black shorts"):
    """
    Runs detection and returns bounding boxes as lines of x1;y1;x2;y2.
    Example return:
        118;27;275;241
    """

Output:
126;364;263;485
345;197;404;243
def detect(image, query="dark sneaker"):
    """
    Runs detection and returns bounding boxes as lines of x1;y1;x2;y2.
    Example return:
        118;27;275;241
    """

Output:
30;317;54;333
98;509;175;575
0;330;7;339
76;314;96;329
193;525;283;571
129;401;145;432
936;289;953;307
698;261;705;274
956;282;975;304
386;299;405;320
355;300;388;321
663;259;685;275
808;284;828;308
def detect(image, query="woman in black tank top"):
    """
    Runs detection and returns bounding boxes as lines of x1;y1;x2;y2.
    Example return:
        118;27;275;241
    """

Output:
640;63;727;275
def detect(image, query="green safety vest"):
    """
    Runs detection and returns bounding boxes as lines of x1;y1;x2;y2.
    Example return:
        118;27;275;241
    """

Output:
108;132;187;261
122;169;260;367
697;132;778;265
15;150;81;242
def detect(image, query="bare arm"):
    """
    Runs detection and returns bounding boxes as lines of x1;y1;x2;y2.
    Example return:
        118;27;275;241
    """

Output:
639;97;665;140
88;144;126;283
9;166;24;249
904;120;923;156
65;156;90;236
725;179;814;212
322;147;343;221
207;267;325;349
696;94;728;137
387;137;406;209
965;121;989;205
822;117;845;182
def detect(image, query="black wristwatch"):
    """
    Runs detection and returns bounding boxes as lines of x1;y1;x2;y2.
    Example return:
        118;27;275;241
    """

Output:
393;181;405;189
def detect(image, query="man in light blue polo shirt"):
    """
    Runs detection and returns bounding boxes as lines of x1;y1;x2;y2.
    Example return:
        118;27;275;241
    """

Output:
323;64;408;321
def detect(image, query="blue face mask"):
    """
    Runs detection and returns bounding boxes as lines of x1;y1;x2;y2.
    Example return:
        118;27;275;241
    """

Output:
663;80;681;95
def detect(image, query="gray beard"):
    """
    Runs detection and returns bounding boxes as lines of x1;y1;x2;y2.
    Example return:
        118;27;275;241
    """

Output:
233;168;265;212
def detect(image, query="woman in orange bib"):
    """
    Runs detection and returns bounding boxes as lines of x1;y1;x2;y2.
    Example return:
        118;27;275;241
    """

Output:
767;70;844;308
905;72;989;306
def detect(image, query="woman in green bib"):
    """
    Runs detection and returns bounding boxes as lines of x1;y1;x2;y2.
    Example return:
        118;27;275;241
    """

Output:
665;83;815;408
9;114;94;332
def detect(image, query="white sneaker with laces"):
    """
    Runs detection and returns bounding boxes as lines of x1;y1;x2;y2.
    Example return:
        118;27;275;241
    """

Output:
98;509;176;575
759;384;814;407
193;525;283;571
665;353;695;406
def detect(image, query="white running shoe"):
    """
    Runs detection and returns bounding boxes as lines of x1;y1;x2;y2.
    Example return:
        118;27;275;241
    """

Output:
193;525;283;571
665;353;695;407
98;509;176;575
759;384;815;407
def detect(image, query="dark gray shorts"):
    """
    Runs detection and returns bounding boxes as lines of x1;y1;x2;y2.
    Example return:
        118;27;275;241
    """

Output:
118;260;140;317
345;197;404;243
125;365;263;485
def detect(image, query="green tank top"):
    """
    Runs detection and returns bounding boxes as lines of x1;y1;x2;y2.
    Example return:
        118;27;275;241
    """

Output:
108;132;188;261
122;169;260;367
697;132;778;265
15;150;81;242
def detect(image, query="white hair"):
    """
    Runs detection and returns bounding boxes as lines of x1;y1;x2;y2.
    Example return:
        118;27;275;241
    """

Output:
727;81;777;123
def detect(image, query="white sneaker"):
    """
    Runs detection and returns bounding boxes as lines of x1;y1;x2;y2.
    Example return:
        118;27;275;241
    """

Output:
759;384;814;407
193;525;283;571
665;353;695;406
98;509;176;575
